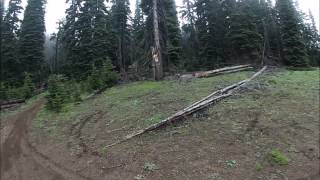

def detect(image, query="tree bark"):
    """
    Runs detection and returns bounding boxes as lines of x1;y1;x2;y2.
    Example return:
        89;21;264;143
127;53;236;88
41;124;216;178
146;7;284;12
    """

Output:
152;0;163;80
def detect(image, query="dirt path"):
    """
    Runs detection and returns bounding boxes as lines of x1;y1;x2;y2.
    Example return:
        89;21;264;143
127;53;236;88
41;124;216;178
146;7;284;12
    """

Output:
0;100;90;180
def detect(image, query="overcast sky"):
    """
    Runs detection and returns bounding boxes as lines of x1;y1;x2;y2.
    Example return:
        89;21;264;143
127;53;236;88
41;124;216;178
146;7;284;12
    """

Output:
4;0;320;34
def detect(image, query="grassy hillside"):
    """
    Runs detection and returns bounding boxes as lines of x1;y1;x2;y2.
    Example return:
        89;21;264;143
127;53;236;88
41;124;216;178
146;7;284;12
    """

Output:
29;68;319;179
33;71;252;137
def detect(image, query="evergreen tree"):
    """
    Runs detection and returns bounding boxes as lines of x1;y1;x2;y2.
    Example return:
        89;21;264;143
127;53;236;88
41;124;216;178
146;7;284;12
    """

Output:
164;0;181;69
1;0;23;85
276;0;309;67
260;0;282;61
180;0;199;70
227;0;263;64
132;0;147;71
61;0;113;80
61;0;82;78
194;0;211;68
46;74;68;112
91;0;112;68
111;0;131;79
22;72;35;98
19;0;47;82
302;10;320;66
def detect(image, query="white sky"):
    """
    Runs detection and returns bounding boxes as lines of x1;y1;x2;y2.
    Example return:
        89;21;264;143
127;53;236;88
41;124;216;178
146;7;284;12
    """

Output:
4;0;320;34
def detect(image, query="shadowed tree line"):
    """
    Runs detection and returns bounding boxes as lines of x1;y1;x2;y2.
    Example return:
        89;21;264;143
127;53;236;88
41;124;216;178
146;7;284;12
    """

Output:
1;0;319;100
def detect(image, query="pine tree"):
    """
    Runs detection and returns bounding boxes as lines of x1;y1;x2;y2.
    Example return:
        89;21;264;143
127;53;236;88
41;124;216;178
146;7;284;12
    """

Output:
91;0;111;69
22;72;35;98
132;0;146;70
111;0;131;79
1;0;23;85
259;0;282;61
164;0;181;69
0;0;3;100
75;0;95;79
180;0;199;70
276;0;309;67
49;21;64;73
302;10;320;66
19;0;47;82
194;0;236;68
61;0;113;80
46;74;67;112
227;0;263;64
61;0;82;77
194;0;211;68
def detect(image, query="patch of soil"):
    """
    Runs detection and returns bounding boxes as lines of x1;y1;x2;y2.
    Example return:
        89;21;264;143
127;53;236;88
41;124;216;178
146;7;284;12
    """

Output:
0;99;90;180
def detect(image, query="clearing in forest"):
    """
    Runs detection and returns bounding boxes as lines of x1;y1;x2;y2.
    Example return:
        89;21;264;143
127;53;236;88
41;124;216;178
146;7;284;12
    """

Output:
1;69;319;180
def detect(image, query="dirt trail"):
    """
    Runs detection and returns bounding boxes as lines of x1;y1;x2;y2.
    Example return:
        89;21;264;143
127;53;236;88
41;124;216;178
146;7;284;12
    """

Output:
0;100;90;180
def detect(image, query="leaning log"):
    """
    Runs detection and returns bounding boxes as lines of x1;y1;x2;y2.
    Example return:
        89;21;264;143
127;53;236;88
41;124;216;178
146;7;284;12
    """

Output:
106;66;267;147
195;64;252;78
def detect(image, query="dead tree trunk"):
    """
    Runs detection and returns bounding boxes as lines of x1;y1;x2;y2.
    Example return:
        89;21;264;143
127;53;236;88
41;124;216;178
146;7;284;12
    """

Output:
152;0;163;80
106;66;268;147
194;64;252;78
118;36;128;81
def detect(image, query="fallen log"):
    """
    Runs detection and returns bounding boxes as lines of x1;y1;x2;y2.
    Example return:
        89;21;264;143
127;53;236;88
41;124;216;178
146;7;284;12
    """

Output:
195;64;252;78
106;66;267;147
1;103;23;110
0;99;25;106
84;86;109;100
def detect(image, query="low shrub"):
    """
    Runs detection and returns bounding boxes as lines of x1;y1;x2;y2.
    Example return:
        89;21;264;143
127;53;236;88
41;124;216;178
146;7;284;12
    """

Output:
269;149;289;165
46;75;68;112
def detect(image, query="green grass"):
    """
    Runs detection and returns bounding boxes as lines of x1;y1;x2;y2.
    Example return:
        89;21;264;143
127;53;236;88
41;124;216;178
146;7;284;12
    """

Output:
255;163;263;171
269;149;289;165
34;71;252;136
31;68;319;158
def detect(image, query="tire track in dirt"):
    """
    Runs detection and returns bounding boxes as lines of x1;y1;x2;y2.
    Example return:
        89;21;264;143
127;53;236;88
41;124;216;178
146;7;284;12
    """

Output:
0;99;91;180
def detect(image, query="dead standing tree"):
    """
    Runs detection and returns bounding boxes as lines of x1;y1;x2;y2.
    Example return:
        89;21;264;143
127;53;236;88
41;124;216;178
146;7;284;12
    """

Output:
152;0;163;80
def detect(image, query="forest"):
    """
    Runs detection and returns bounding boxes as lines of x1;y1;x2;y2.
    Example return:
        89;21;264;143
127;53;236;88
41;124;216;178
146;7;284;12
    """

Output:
1;0;320;179
1;0;319;104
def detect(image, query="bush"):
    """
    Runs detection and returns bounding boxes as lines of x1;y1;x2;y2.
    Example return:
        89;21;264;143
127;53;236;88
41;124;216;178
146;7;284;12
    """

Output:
6;86;26;99
86;59;118;92
269;149;289;165
46;75;68;112
100;58;118;85
0;74;35;100
67;80;82;103
87;65;103;91
22;73;35;99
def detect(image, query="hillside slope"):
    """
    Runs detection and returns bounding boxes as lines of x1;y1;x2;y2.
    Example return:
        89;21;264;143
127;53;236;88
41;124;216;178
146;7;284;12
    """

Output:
1;69;319;180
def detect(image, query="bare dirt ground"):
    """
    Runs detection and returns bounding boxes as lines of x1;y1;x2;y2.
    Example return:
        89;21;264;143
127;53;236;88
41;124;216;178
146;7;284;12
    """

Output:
0;100;90;180
1;70;319;180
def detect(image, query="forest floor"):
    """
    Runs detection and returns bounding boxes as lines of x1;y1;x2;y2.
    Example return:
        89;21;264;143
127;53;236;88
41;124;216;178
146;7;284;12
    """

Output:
1;68;319;180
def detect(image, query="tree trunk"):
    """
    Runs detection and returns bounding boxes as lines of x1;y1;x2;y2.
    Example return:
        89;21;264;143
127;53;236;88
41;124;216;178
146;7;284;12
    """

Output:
152;0;163;80
118;36;127;81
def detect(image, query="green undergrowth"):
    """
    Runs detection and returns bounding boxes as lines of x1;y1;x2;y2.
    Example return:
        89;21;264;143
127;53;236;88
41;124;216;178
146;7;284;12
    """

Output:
33;71;252;136
269;149;289;165
203;68;319;169
33;68;319;144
